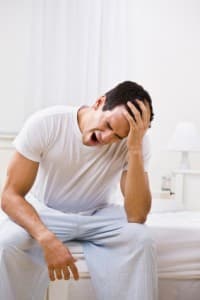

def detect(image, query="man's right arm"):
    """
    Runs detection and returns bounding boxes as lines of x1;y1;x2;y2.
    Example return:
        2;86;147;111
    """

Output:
1;151;51;240
1;151;79;281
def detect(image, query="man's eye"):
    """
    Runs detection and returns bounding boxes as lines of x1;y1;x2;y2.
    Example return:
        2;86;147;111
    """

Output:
106;122;122;140
106;122;112;130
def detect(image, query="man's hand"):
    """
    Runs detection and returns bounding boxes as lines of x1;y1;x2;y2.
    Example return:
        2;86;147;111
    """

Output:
39;233;79;281
123;100;150;152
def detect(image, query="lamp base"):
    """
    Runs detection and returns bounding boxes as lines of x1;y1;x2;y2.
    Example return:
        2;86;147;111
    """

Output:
179;151;190;170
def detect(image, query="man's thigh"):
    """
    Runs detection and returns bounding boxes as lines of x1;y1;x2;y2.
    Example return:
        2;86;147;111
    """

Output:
77;204;127;242
0;199;82;250
78;204;152;247
0;216;35;250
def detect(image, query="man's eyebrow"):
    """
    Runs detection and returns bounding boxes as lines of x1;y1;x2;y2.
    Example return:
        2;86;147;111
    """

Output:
107;122;124;140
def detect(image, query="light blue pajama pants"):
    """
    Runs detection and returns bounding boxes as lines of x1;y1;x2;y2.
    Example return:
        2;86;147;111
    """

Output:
0;198;158;300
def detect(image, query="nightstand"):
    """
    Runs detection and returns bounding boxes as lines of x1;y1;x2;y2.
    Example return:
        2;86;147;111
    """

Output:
172;170;200;210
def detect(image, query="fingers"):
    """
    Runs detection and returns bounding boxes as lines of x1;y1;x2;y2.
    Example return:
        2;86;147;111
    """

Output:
48;267;56;281
123;109;136;130
68;261;79;280
135;99;150;127
49;266;70;281
48;260;79;281
126;100;150;129
127;101;143;127
55;267;62;280
62;267;70;280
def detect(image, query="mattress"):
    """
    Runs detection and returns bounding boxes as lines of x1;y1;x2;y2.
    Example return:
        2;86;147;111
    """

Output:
147;211;200;279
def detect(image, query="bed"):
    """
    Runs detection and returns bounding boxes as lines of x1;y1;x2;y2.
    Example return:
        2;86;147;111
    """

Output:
147;210;200;300
47;200;200;300
1;205;200;300
46;203;200;300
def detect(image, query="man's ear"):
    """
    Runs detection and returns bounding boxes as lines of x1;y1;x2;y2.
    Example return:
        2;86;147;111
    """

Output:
93;96;106;110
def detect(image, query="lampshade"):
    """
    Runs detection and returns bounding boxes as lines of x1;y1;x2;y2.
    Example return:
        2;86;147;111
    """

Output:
167;122;200;170
167;122;200;152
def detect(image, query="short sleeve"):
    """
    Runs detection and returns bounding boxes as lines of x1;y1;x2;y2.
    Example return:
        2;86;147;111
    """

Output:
13;113;49;162
123;133;151;172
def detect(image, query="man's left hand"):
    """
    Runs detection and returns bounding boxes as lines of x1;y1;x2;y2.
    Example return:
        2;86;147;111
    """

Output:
123;100;150;152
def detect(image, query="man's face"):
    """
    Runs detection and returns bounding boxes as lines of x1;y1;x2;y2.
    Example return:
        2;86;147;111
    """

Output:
81;101;130;146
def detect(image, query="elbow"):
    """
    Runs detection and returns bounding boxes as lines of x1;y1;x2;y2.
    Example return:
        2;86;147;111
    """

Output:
125;204;151;225
125;194;152;224
1;189;12;213
1;191;8;212
125;205;150;224
125;207;148;224
127;216;147;224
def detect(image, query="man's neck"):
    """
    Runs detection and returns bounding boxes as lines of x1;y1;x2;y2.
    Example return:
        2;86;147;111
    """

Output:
77;105;90;133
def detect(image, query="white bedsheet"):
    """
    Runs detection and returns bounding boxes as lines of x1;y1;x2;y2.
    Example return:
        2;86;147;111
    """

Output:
147;211;200;279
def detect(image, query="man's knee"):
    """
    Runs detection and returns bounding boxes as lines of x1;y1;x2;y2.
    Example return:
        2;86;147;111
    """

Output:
121;222;155;251
0;220;34;251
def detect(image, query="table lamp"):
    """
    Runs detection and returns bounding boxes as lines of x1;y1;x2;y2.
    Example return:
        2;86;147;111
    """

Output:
167;122;200;170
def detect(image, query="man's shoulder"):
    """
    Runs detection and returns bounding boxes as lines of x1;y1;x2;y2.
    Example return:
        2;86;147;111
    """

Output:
30;105;75;119
23;105;77;129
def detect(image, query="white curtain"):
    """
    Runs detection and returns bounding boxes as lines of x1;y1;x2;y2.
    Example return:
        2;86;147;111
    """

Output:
0;0;129;133
27;0;129;111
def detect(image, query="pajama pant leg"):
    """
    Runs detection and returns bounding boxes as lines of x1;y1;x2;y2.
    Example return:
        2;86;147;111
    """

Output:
0;200;81;300
80;205;158;300
0;217;49;300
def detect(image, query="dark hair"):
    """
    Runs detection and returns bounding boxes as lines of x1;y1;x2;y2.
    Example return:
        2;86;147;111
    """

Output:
103;81;154;124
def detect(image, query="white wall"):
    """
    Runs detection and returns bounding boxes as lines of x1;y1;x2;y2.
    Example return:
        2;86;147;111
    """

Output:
126;0;200;190
0;137;14;193
0;0;31;133
1;0;200;194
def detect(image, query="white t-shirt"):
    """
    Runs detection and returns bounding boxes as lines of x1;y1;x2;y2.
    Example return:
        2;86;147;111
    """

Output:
13;106;151;214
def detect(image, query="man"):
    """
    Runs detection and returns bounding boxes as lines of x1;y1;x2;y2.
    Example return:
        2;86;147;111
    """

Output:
0;81;157;300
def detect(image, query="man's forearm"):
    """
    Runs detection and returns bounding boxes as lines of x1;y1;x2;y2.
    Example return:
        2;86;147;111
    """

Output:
1;191;54;245
124;150;151;223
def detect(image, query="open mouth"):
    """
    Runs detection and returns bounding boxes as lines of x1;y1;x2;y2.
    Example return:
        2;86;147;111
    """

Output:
91;132;98;143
